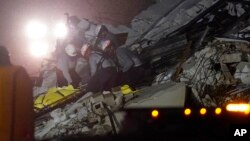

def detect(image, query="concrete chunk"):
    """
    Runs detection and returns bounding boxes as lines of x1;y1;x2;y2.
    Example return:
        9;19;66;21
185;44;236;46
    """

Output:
220;53;242;63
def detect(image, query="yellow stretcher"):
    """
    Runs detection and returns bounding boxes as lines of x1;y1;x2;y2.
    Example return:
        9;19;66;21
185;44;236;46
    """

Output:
34;85;79;110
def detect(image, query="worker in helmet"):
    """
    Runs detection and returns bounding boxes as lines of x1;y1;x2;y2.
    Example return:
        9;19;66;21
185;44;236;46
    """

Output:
94;25;119;48
67;15;97;45
116;46;145;88
94;25;145;89
97;39;145;89
56;41;90;88
81;43;118;93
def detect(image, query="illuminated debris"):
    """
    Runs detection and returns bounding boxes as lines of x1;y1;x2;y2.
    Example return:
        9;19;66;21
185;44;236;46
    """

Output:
234;62;250;86
220;53;242;63
35;90;124;140
130;0;215;45
177;38;250;106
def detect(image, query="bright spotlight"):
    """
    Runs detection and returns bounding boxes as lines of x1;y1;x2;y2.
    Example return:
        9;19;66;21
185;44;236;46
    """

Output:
54;22;68;38
29;41;49;57
26;20;47;39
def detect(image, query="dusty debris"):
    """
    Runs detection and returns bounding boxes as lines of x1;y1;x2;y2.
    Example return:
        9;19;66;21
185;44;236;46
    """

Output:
35;90;124;140
152;69;175;85
234;62;250;85
177;38;250;106
33;0;250;139
220;53;242;63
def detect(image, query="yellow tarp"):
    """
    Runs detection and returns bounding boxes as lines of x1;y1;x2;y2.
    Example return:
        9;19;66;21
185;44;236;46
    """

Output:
34;85;78;109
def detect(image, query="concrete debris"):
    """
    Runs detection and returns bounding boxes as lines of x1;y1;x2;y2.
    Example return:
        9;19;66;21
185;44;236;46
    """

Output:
226;2;245;17
125;82;186;108
178;38;250;106
234;62;250;82
76;107;88;120
34;0;250;139
220;53;242;63
35;120;56;139
35;90;124;140
201;94;217;107
93;124;112;135
142;0;217;42
82;0;218;49
50;108;67;123
191;88;202;104
237;65;250;85
152;69;175;85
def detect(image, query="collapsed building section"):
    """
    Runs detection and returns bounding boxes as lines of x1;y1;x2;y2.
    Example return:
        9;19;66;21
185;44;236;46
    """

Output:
180;38;250;107
34;0;250;140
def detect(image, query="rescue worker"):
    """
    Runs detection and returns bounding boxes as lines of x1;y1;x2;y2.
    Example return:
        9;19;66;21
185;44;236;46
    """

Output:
116;47;145;88
55;40;90;88
81;44;118;93
0;46;34;141
94;25;146;88
67;15;97;45
98;39;145;88
94;25;119;48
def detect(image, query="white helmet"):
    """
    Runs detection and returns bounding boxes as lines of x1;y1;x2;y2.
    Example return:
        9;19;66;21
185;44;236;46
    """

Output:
77;19;90;31
65;44;77;57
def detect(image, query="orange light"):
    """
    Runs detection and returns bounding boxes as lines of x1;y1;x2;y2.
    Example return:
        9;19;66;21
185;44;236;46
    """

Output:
215;108;222;115
151;110;159;118
200;108;207;115
226;104;250;114
184;108;191;116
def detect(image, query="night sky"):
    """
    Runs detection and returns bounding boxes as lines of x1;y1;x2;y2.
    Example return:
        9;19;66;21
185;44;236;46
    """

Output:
0;0;153;76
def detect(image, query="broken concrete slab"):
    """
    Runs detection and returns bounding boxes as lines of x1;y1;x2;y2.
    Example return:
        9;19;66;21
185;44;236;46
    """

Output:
220;53;242;63
125;82;186;108
104;111;126;133
220;63;236;84
143;0;217;41
239;65;250;85
234;62;250;84
202;94;217;107
35;119;56;139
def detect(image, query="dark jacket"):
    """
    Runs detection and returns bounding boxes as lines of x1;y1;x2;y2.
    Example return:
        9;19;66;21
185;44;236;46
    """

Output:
116;47;142;72
88;51;116;76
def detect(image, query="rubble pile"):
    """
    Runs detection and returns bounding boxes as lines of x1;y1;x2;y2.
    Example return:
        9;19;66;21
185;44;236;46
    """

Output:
35;92;123;140
152;69;175;86
94;0;217;49
179;38;250;106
